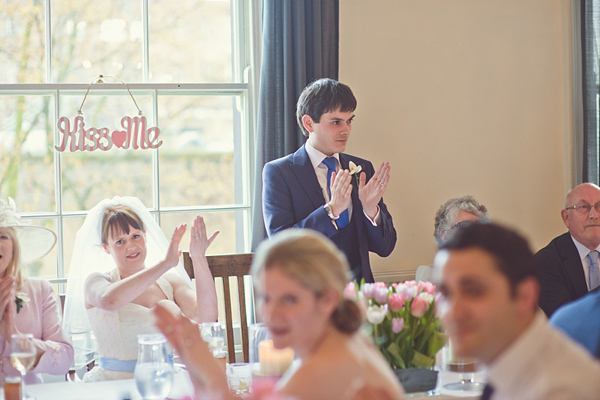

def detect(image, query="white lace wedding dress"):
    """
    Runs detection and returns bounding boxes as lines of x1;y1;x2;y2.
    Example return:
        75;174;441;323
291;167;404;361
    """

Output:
83;268;175;382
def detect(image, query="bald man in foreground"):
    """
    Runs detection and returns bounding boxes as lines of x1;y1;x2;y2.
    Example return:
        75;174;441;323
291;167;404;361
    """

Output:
535;183;600;316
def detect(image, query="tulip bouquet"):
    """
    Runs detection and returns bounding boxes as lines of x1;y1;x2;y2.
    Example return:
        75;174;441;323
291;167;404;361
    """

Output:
345;280;446;369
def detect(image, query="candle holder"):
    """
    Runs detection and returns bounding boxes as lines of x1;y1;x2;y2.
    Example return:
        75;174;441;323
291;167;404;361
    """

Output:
248;323;294;388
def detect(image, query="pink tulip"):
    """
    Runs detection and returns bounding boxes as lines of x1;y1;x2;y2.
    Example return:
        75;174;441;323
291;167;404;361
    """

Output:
391;317;405;333
344;282;357;300
402;285;418;302
374;281;387;289
418;281;436;295
388;293;404;312
374;287;389;304
404;280;418;288
411;296;428;318
362;283;376;299
366;304;388;325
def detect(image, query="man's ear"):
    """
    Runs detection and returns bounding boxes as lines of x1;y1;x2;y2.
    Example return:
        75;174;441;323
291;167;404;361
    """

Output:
561;209;570;229
301;114;315;134
515;277;539;314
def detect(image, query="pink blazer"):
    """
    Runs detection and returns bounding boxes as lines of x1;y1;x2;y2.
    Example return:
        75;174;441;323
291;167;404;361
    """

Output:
0;278;74;384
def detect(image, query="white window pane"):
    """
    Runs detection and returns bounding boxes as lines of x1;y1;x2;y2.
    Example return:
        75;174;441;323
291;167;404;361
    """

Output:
158;95;237;207
0;95;56;212
149;0;233;83
0;1;46;84
58;93;155;211
51;0;143;83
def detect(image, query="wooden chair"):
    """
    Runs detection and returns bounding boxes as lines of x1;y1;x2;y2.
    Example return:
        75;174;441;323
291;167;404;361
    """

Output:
183;252;253;363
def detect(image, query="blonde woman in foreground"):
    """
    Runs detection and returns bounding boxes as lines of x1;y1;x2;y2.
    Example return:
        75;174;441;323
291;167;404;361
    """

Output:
154;229;405;399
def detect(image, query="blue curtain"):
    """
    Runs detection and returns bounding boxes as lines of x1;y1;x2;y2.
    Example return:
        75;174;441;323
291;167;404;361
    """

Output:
582;0;600;184
251;0;339;249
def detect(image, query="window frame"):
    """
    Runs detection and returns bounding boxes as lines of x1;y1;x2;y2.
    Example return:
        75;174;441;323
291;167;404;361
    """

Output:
0;0;261;293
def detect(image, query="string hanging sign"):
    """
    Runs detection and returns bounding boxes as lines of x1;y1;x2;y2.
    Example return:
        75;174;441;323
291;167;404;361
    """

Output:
55;75;163;152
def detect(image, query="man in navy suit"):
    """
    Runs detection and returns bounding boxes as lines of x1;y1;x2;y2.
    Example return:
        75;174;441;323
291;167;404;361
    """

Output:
262;79;396;283
535;183;600;316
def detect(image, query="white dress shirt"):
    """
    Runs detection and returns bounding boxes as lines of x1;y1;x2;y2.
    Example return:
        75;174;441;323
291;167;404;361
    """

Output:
570;236;600;291
484;311;600;400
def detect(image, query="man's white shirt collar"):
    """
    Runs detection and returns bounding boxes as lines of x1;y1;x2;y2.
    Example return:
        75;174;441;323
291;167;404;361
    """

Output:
305;141;340;170
570;235;600;260
570;235;600;290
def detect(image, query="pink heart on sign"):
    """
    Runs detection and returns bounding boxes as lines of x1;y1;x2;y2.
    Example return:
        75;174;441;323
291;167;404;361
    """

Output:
111;130;127;148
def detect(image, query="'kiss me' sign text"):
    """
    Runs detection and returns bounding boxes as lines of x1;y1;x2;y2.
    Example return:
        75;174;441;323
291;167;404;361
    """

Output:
55;115;163;152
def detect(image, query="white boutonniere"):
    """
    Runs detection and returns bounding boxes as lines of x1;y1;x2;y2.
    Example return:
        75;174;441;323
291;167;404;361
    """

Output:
15;292;30;314
349;161;363;186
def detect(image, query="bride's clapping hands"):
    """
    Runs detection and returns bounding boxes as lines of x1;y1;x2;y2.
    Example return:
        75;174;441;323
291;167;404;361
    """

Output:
164;224;187;269
190;216;219;258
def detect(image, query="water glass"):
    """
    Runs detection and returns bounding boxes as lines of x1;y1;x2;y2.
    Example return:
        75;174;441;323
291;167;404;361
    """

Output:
227;363;252;394
134;334;174;400
201;322;227;369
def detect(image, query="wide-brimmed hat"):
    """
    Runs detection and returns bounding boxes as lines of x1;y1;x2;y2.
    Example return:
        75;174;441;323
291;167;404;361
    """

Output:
0;198;57;264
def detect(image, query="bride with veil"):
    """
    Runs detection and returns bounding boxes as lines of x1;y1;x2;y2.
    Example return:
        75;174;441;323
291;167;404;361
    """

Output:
63;196;218;381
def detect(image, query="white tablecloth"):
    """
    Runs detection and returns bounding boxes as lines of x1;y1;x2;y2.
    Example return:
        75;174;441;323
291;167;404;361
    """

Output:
4;369;483;400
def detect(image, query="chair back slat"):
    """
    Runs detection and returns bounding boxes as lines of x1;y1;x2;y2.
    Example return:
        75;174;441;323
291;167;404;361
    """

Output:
221;275;235;363
182;252;253;363
237;275;250;362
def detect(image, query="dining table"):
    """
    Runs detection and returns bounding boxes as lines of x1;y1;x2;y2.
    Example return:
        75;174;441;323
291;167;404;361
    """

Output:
5;369;484;400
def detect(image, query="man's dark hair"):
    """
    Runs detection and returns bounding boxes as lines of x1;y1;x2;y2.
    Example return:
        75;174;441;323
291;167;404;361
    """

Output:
439;222;539;294
296;78;357;137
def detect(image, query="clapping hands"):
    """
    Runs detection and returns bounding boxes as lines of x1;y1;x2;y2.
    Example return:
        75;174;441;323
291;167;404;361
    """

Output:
358;162;391;219
0;276;16;341
190;216;219;259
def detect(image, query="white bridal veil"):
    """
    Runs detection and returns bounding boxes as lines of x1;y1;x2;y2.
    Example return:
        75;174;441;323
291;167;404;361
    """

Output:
63;196;192;367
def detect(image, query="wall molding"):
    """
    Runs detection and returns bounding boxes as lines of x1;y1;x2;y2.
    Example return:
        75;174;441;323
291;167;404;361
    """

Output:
373;269;416;283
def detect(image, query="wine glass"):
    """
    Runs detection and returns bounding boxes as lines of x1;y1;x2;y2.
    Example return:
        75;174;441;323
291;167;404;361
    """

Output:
10;333;36;399
134;334;174;400
200;322;227;370
440;341;485;392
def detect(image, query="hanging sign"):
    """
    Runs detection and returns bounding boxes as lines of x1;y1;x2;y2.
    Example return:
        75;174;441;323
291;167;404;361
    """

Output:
55;75;163;152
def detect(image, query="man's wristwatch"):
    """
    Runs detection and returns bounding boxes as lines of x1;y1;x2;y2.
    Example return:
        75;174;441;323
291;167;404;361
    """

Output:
324;203;339;220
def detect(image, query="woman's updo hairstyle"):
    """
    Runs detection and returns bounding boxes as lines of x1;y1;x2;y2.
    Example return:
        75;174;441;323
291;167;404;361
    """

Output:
252;229;362;334
101;205;145;245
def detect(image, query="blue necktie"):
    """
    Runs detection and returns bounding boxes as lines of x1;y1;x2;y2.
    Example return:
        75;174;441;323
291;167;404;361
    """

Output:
322;157;349;229
587;250;600;291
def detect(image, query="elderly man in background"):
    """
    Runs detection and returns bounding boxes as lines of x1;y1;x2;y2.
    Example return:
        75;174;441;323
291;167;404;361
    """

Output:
415;195;488;282
434;222;600;400
535;183;600;316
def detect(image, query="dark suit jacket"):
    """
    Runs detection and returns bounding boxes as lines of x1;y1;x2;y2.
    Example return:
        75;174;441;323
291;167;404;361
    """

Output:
262;144;396;282
535;232;589;317
550;289;600;359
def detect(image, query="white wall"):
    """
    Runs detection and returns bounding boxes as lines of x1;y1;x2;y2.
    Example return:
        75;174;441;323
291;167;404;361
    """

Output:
339;0;575;280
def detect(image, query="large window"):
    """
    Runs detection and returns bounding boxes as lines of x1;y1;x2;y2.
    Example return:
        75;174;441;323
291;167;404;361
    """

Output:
0;0;259;294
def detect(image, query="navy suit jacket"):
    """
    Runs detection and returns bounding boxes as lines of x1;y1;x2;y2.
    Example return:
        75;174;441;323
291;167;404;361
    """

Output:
535;232;589;317
262;144;396;282
549;289;600;359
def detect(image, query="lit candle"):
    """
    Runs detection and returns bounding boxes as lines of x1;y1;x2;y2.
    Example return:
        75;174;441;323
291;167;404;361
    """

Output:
258;340;294;376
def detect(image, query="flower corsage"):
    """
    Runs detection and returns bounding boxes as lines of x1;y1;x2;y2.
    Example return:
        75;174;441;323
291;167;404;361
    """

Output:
15;292;30;314
348;161;363;186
